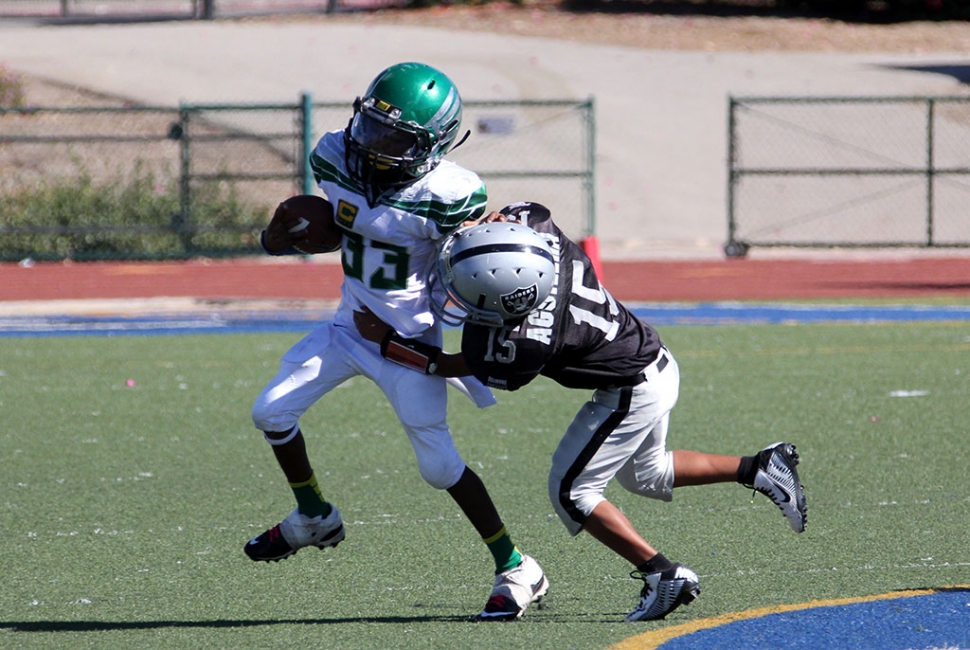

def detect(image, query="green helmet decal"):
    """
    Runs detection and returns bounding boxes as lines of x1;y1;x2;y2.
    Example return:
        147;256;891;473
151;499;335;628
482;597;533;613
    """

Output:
345;62;465;203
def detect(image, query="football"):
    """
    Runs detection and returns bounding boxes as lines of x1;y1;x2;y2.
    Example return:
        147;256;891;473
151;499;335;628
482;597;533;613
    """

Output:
279;194;342;254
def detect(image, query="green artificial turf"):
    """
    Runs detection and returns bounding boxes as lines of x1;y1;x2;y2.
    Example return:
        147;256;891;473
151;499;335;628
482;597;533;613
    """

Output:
2;323;967;649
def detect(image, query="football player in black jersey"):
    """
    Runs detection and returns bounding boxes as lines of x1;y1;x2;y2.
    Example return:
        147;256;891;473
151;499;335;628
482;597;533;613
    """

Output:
354;202;807;622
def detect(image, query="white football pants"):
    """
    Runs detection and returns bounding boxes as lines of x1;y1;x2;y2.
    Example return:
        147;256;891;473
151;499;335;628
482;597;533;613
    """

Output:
251;318;466;490
549;349;680;536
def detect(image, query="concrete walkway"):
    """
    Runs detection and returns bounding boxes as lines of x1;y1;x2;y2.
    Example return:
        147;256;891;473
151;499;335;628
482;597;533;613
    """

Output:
2;17;969;258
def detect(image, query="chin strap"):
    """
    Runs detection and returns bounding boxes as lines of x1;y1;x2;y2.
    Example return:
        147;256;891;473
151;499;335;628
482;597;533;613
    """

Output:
450;129;471;152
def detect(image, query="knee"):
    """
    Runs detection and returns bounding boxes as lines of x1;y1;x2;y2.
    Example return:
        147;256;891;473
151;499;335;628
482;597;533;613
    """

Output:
415;451;465;490
548;474;604;537
252;393;293;433
250;395;272;431
614;453;675;502
403;421;463;490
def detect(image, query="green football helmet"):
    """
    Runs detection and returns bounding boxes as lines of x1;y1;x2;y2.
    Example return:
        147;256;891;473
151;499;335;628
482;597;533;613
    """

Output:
344;62;466;202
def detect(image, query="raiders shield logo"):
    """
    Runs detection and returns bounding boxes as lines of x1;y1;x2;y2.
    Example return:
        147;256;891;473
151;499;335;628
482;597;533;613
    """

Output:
501;284;539;317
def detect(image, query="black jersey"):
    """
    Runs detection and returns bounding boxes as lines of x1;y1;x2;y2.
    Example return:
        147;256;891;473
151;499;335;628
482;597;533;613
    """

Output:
460;202;663;391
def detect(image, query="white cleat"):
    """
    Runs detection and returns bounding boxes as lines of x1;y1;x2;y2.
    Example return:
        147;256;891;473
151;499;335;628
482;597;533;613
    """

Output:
475;554;550;621
244;507;345;562
750;442;808;533
625;563;700;622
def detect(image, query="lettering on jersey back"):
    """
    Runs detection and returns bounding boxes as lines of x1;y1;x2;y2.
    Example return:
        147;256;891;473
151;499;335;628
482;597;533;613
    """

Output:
525;233;561;346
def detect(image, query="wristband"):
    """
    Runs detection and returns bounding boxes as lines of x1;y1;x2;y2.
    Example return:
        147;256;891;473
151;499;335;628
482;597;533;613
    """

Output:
380;331;441;375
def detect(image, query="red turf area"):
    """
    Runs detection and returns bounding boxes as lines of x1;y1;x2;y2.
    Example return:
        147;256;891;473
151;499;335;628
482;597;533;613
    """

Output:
2;256;970;303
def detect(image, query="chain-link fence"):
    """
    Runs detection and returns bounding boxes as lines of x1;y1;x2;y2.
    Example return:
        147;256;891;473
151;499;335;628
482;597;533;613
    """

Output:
4;0;966;20
0;0;401;20
0;96;594;261
726;95;970;257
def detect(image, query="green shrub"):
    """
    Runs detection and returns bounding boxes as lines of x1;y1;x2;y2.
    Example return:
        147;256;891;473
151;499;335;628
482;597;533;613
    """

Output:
0;63;25;107
0;165;268;261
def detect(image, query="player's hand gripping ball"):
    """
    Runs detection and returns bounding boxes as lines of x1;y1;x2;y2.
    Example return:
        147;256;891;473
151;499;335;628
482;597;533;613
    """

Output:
264;194;342;254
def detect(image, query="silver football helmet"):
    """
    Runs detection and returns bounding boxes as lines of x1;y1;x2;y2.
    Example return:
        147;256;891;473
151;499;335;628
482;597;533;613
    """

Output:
429;221;556;327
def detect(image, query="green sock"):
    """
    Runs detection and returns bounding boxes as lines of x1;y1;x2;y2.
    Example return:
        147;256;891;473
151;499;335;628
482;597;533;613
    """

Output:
290;473;331;518
484;526;523;574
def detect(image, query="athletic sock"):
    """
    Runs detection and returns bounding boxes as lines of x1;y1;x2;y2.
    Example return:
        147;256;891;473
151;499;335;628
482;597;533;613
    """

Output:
484;526;523;574
637;552;674;575
737;454;758;485
290;473;332;518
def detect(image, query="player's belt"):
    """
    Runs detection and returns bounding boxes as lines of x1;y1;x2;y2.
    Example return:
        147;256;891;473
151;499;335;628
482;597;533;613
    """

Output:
648;347;670;376
619;347;669;386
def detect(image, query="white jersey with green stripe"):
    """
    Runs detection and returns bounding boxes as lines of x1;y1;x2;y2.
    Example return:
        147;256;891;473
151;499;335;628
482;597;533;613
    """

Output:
310;130;488;337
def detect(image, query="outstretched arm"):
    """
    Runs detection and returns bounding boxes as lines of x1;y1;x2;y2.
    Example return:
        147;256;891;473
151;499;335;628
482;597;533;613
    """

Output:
353;307;471;378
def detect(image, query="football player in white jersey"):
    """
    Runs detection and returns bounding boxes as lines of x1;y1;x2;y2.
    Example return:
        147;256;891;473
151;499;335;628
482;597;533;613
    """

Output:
246;63;548;621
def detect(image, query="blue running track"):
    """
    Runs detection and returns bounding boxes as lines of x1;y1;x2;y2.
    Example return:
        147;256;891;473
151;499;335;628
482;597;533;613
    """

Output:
2;302;970;337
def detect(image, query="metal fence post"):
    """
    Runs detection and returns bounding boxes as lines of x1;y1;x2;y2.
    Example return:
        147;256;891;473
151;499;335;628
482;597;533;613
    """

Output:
584;96;596;239
176;105;193;250
926;97;935;247
577;97;603;281
301;92;315;195
724;96;748;258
